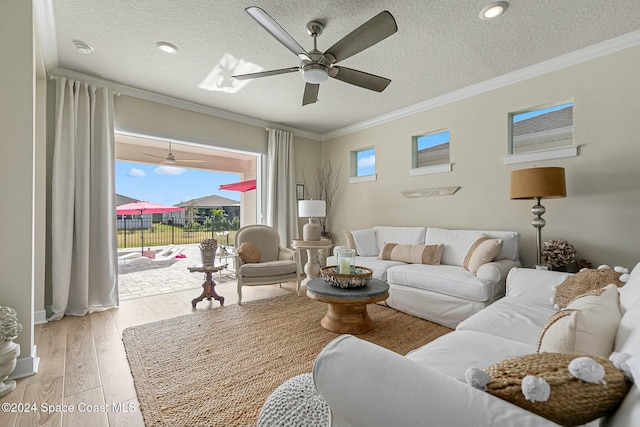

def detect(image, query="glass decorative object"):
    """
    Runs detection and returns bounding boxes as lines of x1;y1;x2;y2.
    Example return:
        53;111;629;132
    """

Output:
337;249;355;274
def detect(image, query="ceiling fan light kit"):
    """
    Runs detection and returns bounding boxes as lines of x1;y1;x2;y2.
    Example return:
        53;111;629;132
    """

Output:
232;6;398;106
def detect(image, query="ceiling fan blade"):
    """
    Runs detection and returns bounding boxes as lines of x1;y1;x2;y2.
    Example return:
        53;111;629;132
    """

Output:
142;153;167;160
302;83;320;106
245;7;310;60
330;66;391;92
324;11;397;64
176;159;206;163
232;67;300;80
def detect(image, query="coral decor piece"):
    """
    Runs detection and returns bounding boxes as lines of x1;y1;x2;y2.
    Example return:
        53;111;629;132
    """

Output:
0;307;22;343
541;239;577;268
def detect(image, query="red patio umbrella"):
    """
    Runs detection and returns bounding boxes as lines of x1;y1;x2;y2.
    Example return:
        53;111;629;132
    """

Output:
219;179;256;192
116;201;184;254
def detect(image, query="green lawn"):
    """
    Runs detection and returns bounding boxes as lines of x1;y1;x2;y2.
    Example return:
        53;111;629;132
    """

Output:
117;223;237;249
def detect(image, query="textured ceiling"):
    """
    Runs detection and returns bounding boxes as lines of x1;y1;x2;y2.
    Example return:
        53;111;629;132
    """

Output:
39;0;640;137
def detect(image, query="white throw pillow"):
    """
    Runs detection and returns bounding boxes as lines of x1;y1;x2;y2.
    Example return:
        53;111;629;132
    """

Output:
350;228;378;257
537;284;622;358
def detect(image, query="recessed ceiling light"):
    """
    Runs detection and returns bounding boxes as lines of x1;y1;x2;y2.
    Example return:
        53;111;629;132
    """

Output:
73;40;93;54
480;1;509;20
156;41;178;54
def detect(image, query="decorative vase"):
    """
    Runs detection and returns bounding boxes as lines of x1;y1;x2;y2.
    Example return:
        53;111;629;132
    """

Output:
200;249;217;266
0;340;20;398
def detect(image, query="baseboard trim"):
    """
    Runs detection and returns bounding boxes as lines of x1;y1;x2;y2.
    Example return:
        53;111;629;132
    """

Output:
34;310;48;325
9;345;39;380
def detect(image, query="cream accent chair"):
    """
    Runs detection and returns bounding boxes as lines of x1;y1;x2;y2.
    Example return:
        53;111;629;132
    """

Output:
234;225;301;304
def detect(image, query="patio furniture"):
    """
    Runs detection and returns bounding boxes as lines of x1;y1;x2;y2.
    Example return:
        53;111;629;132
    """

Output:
234;225;301;304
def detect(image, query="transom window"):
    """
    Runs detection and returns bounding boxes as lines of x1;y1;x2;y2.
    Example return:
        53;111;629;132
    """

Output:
349;147;377;183
510;101;574;154
412;129;450;169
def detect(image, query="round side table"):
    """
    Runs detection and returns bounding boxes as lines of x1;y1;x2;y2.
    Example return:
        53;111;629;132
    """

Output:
291;240;333;286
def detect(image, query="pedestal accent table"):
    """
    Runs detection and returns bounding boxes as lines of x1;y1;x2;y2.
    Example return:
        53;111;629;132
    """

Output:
188;264;227;308
306;278;389;334
291;240;333;287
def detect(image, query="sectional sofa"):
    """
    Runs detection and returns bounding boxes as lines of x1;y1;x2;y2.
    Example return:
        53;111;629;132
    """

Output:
313;263;640;426
326;226;521;328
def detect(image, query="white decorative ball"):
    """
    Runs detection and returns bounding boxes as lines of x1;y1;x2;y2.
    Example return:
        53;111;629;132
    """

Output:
521;375;550;402
569;357;606;384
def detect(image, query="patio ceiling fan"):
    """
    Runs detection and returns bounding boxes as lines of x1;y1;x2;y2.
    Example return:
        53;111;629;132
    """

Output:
232;7;397;106
142;143;205;165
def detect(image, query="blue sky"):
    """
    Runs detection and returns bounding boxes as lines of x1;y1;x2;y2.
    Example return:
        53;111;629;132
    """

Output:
115;160;241;206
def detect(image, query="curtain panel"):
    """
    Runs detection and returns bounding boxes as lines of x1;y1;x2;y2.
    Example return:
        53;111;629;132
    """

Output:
49;78;118;320
265;128;298;246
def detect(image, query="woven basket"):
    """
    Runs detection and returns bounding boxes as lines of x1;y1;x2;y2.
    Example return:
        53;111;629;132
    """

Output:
320;266;373;288
484;353;630;426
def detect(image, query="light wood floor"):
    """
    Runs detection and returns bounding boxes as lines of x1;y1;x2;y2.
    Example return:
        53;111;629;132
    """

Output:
0;280;295;427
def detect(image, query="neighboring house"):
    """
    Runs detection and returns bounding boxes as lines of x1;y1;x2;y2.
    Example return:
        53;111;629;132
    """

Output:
169;194;240;225
512;106;573;153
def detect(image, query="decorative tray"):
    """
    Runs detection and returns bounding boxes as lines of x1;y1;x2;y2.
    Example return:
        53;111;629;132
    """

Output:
320;266;373;288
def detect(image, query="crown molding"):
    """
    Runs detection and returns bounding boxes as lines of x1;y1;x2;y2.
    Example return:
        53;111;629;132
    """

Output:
47;68;323;142
322;30;640;141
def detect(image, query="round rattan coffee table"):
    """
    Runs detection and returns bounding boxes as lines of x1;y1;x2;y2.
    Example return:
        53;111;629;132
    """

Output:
306;278;389;334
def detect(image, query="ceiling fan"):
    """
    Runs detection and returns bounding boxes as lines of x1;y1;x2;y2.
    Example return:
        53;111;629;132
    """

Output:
142;143;205;165
232;7;397;106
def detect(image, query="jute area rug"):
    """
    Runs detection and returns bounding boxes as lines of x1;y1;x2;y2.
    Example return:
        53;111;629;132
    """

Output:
122;294;451;427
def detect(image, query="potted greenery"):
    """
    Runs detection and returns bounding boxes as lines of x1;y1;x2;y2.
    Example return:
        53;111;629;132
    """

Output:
199;237;218;266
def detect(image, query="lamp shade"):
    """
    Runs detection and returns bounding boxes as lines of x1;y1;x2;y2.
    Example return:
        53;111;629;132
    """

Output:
510;167;567;199
298;200;326;218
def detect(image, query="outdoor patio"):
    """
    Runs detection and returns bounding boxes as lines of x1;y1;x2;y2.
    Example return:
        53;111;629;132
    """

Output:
118;244;236;301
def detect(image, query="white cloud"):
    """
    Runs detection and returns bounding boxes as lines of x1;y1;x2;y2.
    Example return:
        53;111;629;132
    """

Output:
358;154;376;168
129;168;146;177
155;166;185;176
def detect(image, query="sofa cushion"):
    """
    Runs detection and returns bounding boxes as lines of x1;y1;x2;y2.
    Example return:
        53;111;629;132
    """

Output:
406;330;535;381
373;226;426;250
463;237;503;274
538;284;622;358
425;228;484;266
378;243;444;265
350;229;378;256
619;261;640;313
386;264;495;302
240;260;297;277
456;297;557;346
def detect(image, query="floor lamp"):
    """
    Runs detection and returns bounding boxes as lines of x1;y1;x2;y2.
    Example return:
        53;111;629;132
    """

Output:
510;167;566;267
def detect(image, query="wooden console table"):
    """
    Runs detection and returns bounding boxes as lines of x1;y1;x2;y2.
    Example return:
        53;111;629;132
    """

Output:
188;264;227;308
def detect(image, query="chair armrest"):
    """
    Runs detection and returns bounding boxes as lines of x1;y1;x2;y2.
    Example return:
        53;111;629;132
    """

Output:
278;246;296;261
506;267;572;304
477;259;522;284
313;335;560;427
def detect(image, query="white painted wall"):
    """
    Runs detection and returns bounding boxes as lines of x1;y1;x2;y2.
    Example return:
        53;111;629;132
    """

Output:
0;0;38;377
322;45;640;269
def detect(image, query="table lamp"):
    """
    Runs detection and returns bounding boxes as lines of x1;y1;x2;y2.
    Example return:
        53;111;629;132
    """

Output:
510;167;566;267
298;200;326;241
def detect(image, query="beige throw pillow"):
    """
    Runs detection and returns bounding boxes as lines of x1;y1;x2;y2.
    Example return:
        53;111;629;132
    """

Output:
238;242;261;263
378;243;444;265
537;284;622;357
463;237;503;273
343;231;359;255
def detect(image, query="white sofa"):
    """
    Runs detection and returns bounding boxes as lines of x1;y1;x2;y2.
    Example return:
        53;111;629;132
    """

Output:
327;226;521;328
313;263;640;427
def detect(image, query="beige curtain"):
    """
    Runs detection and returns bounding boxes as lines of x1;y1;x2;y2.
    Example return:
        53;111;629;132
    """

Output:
50;78;118;320
265;128;298;247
